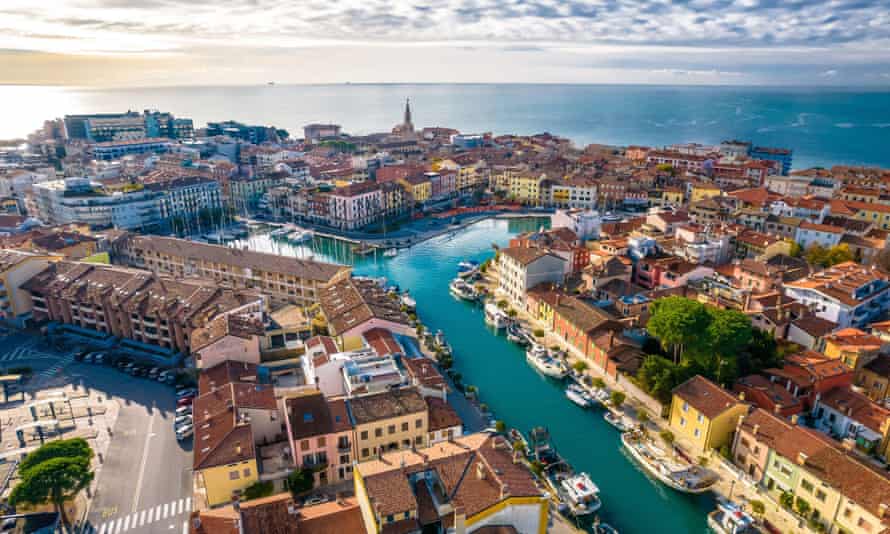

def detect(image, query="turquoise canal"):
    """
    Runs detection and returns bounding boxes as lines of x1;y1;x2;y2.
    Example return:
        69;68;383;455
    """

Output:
233;217;713;533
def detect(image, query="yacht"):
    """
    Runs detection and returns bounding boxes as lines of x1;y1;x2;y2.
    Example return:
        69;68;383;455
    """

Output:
383;248;398;258
506;324;530;346
400;292;416;311
269;227;290;238
288;229;313;243
603;410;634;432
707;501;757;534
621;431;718;494
526;345;568;379
457;260;479;272
484;302;510;329
565;384;595;408
558;472;602;516
449;278;478;301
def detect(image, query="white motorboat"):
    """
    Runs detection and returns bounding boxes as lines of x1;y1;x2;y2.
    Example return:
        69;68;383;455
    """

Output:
288;230;313;243
383;248;398;258
484;302;510;329
449;278;478;301
457;260;479;272
526;345;568;379
603;410;634;432
400;293;416;310
270;227;290;237
558;472;602;516
506;323;530;346
592;388;611;406
620;431;718;494
707;501;757;534
565;384;594;408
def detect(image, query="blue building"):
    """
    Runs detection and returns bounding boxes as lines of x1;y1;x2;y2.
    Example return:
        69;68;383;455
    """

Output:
750;145;793;175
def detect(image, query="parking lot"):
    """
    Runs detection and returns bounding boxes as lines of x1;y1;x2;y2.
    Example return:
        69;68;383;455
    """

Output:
0;329;195;534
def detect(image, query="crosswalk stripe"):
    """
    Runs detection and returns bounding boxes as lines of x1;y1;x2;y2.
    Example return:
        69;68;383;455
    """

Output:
185;497;191;511
178;498;184;514
123;514;130;531
182;520;188;534
109;518;119;534
138;509;145;527
163;503;169;519
97;523;106;534
155;504;162;521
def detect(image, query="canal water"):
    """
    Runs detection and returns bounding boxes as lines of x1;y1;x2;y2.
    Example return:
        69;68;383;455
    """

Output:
232;217;713;533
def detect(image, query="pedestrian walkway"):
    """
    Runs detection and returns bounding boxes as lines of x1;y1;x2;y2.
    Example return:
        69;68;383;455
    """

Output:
35;353;75;379
86;497;191;534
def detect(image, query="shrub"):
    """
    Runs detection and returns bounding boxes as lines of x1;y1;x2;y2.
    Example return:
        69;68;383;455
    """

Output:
243;481;274;501
749;500;765;517
795;497;811;517
659;430;674;446
497;300;508;309
494;420;506;433
610;391;626;409
572;361;588;373
591;377;606;389
533;329;544;338
286;468;314;496
779;491;794;510
637;410;650;424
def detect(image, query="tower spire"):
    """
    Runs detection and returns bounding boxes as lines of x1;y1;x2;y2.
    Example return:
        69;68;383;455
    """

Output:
404;97;412;127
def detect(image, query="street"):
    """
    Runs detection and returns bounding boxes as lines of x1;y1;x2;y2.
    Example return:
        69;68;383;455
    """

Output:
0;330;193;534
72;364;193;534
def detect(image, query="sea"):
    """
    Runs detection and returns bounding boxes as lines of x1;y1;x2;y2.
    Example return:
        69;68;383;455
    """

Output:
2;84;890;170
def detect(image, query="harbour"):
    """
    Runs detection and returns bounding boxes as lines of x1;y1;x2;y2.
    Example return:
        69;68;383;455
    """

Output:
230;216;715;534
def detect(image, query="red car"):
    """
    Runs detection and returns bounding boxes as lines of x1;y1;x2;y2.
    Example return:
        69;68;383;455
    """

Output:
176;396;194;408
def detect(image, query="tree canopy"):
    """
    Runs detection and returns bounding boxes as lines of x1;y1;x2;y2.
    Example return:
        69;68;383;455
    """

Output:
804;243;853;267
18;438;92;474
646;296;710;362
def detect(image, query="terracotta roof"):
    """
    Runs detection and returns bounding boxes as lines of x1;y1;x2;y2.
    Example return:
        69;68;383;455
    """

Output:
286;391;352;441
402;358;447;391
499;246;563;267
364;328;403;357
198;361;259;394
190;495;363;534
672;375;743;419
790;315;837;338
425;397;462;432
824;328;883;351
818;387;890;434
347;387;427;425
319;278;411;335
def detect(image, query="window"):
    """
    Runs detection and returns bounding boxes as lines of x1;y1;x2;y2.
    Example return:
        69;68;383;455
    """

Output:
301;439;309;451
360;431;368;440
801;479;814;492
415;436;423;445
375;428;383;438
362;448;369;458
317;437;326;447
693;428;701;438
243;468;251;477
401;422;409;432
816;490;826;502
679;417;686;427
697;413;704;423
388;425;396;435
682;402;689;412
415;418;423;428
229;470;240;480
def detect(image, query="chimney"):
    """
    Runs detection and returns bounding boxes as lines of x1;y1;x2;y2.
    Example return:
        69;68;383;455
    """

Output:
752;424;760;437
790;414;799;426
879;504;889;519
796;452;808;466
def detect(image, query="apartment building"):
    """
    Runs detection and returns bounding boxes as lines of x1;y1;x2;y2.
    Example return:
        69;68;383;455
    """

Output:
348;387;428;461
23;261;265;359
327;182;382;230
784;262;890;328
670;375;748;454
496;246;566;309
284;390;354;486
0;250;61;326
114;235;350;307
31;178;162;230
354;432;547;534
145;176;222;221
317;277;414;350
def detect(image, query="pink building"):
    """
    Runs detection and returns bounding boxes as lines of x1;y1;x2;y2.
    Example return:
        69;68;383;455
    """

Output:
284;391;354;486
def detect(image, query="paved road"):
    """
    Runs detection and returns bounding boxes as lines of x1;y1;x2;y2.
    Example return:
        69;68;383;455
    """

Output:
66;365;193;534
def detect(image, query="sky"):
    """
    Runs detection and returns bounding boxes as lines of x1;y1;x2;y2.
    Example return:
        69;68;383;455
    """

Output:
2;0;890;87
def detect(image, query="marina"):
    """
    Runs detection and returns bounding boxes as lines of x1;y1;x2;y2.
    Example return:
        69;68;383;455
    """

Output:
230;217;714;533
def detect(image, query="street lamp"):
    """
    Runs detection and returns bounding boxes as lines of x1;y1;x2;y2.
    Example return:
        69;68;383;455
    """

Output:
729;479;736;500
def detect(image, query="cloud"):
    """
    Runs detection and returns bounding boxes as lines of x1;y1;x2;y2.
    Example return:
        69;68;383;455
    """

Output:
820;69;839;77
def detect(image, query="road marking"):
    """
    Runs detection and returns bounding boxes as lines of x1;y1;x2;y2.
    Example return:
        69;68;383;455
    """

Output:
154;504;162;521
139;509;145;526
185;497;191;511
97;523;106;534
183;521;188;534
163;502;169;519
123;514;130;531
130;409;156;512
178;498;184;514
109;518;119;534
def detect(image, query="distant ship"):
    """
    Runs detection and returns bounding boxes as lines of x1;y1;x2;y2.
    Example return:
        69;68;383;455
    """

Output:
267;81;275;85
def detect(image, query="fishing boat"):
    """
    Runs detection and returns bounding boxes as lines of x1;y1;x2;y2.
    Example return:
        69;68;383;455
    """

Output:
400;292;416;311
707;501;757;534
457;260;479;272
506;324;529;346
526;345;568;379
449;278;478;301
592;388;611;406
528;427;563;468
620;431;718;494
383;248;398;258
565;384;595;408
603;410;634;432
557;472;602;516
484;302;510;329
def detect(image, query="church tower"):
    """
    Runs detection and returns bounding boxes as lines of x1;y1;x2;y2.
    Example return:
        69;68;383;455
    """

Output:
403;97;413;132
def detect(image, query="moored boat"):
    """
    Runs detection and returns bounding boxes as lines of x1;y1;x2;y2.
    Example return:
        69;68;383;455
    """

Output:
383;248;398;258
484;302;510;329
558;472;602;516
458;259;479;272
707;501;757;534
400;292;416;310
603;410;634;432
449;278;478;301
526;345;568;379
592;518;619;534
620;431;718;494
506;323;530;346
565;383;594;408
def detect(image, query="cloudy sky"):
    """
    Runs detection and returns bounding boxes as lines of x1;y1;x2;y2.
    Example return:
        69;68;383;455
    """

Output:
2;0;890;86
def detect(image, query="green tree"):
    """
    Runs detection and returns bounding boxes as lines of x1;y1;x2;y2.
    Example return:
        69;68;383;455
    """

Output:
637;409;650;424
286;468;314;496
646;297;710;363
495;420;506;433
806;243;854;267
18;438;93;474
636;355;679;404
610;391;626;409
795;496;811;517
659;430;675;446
243;481;274;500
591;377;606;389
9;457;94;527
749;500;765;518
572;361;588;373
779;491;794;509
789;241;803;258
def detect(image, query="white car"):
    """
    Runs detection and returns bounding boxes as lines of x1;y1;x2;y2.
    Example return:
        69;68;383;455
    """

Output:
174;414;193;426
175;406;192;417
176;424;193;440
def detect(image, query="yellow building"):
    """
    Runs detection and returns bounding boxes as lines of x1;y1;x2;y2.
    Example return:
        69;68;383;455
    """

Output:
354;432;548;534
661;188;685;206
0;250;60;326
669;375;748;453
398;175;431;205
690;183;722;203
843;200;890;231
821;328;883;371
349;387;428;461
508;173;547;205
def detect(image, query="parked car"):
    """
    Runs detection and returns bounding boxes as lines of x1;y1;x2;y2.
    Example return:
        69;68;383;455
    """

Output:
174;414;192;426
176;396;194;408
175;424;193;440
175;406;192;417
148;367;160;378
176;388;197;399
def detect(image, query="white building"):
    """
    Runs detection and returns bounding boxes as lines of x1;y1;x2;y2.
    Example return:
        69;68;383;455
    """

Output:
145;176;222;220
547;180;598;210
794;222;844;250
784;262;890;328
31;178;162;229
551;208;601;240
327;182;382;230
497;247;567;308
301;345;404;398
